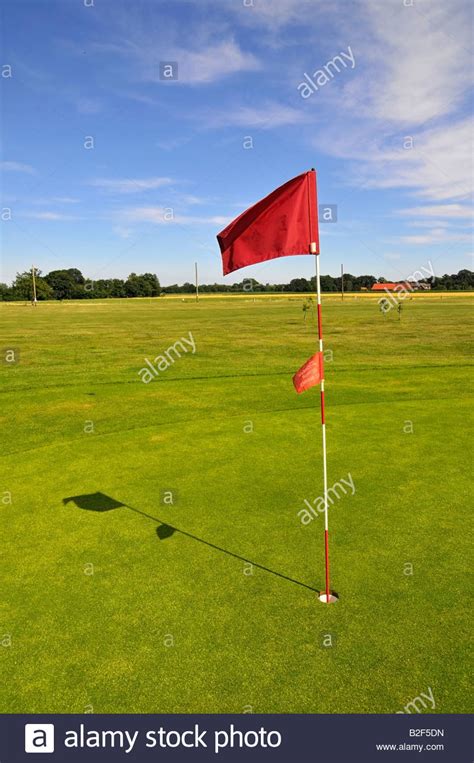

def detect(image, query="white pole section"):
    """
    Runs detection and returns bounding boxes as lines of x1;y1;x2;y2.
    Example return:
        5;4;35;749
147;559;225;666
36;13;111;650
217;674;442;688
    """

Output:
32;265;37;305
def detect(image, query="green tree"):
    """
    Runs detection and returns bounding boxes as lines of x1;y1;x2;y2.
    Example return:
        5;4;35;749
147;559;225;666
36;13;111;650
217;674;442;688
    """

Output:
12;270;53;301
45;269;85;299
289;277;310;292
124;273;160;297
140;273;161;296
109;279;126;298
0;283;12;301
124;273;142;297
355;275;377;289
65;268;85;285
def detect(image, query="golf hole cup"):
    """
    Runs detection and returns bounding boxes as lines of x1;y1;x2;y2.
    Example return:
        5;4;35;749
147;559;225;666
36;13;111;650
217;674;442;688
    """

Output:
318;591;339;603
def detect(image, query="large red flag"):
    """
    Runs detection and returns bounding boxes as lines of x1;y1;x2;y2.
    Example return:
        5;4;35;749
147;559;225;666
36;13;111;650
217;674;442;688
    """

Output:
293;352;324;394
217;170;319;275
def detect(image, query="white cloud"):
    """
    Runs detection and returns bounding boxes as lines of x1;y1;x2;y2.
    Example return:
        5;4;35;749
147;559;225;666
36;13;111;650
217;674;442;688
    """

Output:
156;137;190;151
1;161;35;174
226;0;324;30
357;0;473;126
174;39;260;83
399;228;472;245
179;195;210;206
317;116;473;202
24;211;75;220
121;206;229;225
406;219;454;229
90;22;260;85
76;97;103;114
89;177;173;193
113;226;133;239
32;196;80;205
398;204;473;219
310;1;473;206
206;101;307;129
354;118;473;201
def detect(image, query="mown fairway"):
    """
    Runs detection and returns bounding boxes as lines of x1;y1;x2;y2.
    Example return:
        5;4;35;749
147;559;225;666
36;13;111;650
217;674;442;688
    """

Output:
0;294;472;713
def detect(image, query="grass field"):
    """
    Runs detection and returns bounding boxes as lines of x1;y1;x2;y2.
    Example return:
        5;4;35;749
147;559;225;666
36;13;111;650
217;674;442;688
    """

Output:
1;294;472;714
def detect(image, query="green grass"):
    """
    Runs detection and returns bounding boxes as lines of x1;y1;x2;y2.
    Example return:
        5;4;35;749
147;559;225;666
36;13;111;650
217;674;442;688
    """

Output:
0;294;472;713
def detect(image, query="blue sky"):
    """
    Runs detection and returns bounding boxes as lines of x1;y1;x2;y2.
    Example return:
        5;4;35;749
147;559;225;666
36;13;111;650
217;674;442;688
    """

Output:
1;0;472;286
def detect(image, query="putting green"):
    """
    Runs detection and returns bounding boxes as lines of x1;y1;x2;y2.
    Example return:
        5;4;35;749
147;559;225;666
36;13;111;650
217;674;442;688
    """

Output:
0;295;472;713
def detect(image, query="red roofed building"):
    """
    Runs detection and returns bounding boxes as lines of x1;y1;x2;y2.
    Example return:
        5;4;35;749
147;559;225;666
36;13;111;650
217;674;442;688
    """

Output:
371;281;430;292
371;283;398;291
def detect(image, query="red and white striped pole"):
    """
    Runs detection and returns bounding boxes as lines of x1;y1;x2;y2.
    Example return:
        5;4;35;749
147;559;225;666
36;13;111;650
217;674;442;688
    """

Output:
308;169;336;604
311;243;332;603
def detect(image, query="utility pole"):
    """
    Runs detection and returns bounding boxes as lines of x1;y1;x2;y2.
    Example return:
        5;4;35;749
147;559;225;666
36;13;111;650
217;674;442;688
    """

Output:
195;261;199;303
32;265;37;306
341;263;344;301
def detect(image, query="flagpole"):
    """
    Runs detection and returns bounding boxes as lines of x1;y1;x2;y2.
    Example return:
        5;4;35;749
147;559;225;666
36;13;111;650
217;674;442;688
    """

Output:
311;243;331;603
32;264;37;306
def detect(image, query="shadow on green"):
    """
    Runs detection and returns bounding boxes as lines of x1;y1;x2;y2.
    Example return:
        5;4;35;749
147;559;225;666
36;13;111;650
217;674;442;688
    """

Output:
63;491;317;592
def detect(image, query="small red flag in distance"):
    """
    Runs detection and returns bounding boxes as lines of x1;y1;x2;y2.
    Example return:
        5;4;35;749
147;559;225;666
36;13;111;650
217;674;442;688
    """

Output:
217;170;319;275
293;352;324;394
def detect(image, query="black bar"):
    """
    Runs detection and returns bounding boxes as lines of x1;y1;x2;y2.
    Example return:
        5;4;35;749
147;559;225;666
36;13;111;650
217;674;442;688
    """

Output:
1;713;471;762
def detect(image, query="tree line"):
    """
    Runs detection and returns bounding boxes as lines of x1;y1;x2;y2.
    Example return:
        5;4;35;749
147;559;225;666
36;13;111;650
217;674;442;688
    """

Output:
1;268;473;301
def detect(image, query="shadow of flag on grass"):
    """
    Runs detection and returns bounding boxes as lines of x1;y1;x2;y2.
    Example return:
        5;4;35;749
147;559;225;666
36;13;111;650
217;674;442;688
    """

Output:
63;492;125;512
63;491;176;538
62;492;316;592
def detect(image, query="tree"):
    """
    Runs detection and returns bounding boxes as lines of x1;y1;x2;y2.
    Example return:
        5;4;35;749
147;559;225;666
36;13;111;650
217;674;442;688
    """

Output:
109;279;126;298
124;273;160;297
12;270;53;301
45;269;84;300
318;275;337;292
289;277;310;292
0;283;12;301
453;269;474;290
65;268;85;285
124;273;142;297
3;267;472;300
140;273;161;296
356;275;377;289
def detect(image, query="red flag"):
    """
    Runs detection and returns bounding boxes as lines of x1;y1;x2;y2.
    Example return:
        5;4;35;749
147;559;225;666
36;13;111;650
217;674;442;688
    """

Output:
217;170;319;275
293;352;324;394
